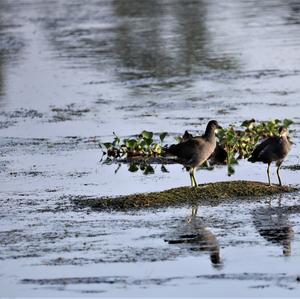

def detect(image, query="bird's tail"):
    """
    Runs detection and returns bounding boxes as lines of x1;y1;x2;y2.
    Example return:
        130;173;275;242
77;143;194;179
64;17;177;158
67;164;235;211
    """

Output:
165;144;177;155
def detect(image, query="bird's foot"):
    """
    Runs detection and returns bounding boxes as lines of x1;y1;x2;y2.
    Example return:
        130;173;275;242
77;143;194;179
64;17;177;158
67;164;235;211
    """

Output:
201;184;209;188
190;184;199;188
265;198;272;206
186;216;192;223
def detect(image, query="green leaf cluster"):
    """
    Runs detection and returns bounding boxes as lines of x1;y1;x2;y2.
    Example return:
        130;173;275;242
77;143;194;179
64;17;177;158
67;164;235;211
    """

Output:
100;119;293;176
128;163;155;175
217;118;293;175
99;131;168;159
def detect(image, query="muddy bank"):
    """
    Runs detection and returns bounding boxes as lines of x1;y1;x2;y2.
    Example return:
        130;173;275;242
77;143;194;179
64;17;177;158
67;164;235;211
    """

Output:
73;181;296;211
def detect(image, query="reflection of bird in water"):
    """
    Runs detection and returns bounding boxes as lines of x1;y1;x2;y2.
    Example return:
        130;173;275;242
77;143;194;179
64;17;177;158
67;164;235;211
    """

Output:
166;120;222;187
248;127;292;186
165;208;221;267
252;206;294;256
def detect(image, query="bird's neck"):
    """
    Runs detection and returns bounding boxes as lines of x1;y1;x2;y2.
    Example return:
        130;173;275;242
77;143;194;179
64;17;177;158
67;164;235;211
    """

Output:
204;127;216;141
282;134;292;146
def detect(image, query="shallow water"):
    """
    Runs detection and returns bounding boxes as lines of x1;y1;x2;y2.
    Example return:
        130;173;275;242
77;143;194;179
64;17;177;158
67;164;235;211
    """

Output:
0;0;300;297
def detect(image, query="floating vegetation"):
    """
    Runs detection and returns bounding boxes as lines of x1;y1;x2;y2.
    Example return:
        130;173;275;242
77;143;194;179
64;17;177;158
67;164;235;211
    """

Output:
100;119;293;176
217;118;293;175
73;181;296;211
99;131;168;162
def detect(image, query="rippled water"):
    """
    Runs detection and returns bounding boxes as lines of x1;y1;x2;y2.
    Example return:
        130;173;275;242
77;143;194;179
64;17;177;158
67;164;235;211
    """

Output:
0;0;300;297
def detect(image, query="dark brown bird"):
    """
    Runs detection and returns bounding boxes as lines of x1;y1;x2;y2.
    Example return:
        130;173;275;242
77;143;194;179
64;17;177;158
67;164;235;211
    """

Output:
180;130;227;165
167;120;222;187
248;127;292;186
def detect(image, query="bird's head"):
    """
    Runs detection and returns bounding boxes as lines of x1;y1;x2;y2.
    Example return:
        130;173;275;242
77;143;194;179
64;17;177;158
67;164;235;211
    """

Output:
182;130;193;142
279;126;289;137
207;120;222;132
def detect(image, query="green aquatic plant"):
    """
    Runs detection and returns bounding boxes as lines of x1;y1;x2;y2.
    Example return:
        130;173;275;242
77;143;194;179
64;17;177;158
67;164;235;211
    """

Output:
129;162;155;175
217;118;293;175
73;181;296;211
99;130;170;175
99;130;168;159
100;119;293;176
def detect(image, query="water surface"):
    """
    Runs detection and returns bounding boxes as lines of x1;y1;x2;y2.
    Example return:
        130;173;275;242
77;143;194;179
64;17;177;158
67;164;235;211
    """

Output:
0;0;300;297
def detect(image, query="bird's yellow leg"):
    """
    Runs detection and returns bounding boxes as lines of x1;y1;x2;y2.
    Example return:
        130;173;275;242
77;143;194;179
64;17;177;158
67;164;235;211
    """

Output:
192;168;198;188
189;170;195;187
267;163;271;186
277;164;282;186
187;205;198;223
192;206;198;216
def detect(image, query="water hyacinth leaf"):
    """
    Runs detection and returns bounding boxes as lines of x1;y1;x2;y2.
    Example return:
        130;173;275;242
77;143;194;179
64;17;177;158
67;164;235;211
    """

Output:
123;139;128;147
128;164;139;172
227;164;235;176
113;138;119;146
138;139;146;148
267;122;275;130
241;119;255;127
125;139;137;149
103;157;113;165
103;142;113;149
144;138;153;147
161;165;169;173
143;165;155;175
283;118;293;128
112;132;120;145
141;130;153;140
113;131;120;139
226;129;235;140
159;132;168;142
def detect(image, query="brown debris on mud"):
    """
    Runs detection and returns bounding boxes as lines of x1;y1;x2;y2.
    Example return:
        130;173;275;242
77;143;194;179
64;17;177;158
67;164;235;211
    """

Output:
73;181;296;211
